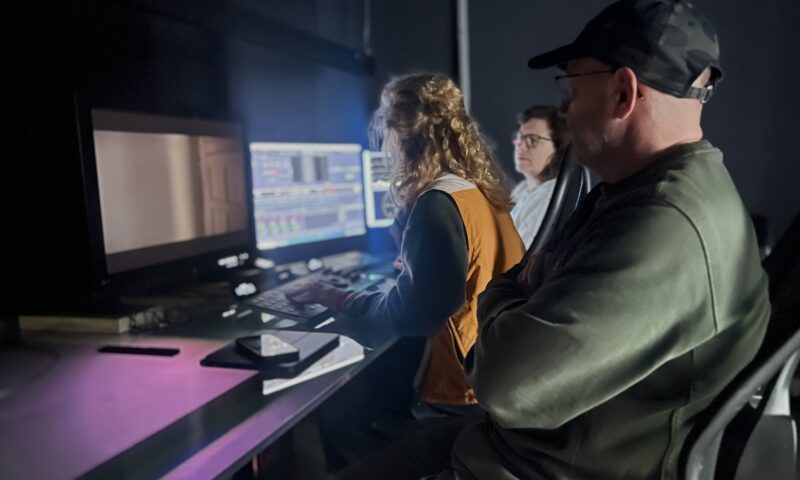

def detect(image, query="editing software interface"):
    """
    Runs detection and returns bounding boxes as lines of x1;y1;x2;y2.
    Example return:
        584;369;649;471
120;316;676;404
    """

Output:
91;109;250;274
362;150;397;228
249;143;367;250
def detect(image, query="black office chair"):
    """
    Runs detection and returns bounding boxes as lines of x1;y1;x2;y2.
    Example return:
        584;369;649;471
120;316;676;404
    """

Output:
682;212;800;480
527;144;592;255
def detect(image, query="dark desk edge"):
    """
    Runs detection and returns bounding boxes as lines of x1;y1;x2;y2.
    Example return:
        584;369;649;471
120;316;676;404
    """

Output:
80;337;396;480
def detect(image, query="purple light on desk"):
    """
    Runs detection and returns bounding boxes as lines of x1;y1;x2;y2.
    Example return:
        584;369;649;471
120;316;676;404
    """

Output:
0;339;254;480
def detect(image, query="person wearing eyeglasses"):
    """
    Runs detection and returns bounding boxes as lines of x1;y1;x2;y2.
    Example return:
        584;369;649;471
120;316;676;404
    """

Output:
509;105;569;247
423;1;770;480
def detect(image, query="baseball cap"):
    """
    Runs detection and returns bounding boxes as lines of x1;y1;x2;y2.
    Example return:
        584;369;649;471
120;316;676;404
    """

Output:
528;0;723;102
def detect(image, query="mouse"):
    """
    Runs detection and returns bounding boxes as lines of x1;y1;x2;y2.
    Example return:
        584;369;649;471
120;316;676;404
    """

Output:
307;258;324;272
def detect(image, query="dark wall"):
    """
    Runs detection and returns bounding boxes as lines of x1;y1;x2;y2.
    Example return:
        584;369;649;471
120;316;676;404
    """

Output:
468;0;610;174
368;2;458;110
468;0;800;245
6;0;456;314
699;0;800;247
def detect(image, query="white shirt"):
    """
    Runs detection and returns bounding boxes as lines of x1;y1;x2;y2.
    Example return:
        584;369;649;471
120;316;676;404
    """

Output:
510;178;556;248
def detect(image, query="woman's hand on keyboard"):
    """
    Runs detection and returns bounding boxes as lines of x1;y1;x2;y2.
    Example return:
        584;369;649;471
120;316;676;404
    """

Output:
284;282;346;309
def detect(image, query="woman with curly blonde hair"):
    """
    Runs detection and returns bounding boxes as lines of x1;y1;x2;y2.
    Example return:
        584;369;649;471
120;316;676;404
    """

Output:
376;74;514;217
289;73;524;414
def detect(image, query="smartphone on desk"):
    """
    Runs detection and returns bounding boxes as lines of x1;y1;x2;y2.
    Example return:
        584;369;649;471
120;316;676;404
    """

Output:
236;333;300;363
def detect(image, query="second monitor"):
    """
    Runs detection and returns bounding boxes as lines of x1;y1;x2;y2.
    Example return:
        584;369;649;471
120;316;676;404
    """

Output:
362;150;397;229
250;142;366;250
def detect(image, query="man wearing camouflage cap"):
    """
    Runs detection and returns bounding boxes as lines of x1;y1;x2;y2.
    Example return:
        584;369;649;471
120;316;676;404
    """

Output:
434;1;771;479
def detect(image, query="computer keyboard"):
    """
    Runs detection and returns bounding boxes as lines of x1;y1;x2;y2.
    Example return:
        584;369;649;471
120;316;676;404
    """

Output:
271;251;388;282
244;267;389;323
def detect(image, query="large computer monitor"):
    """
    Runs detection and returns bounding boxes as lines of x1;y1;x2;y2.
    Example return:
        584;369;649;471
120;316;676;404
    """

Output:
362;150;397;228
77;105;252;291
249;142;366;250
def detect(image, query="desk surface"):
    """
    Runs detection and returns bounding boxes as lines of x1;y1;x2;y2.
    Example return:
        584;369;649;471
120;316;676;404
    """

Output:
0;301;396;480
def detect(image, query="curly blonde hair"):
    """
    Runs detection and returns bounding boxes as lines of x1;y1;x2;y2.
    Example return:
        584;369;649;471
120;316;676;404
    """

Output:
370;73;513;214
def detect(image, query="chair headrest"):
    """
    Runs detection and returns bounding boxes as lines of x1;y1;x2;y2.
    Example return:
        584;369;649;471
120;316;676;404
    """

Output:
527;145;591;256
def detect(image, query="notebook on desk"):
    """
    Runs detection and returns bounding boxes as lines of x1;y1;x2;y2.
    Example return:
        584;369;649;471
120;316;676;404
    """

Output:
200;329;345;378
261;335;364;396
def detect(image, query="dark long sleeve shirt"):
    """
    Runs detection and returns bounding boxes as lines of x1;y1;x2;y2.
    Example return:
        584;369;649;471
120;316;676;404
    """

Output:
341;190;469;337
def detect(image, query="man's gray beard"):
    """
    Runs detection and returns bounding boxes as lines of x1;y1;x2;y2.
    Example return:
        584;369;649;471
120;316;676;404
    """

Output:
573;124;618;168
574;132;606;159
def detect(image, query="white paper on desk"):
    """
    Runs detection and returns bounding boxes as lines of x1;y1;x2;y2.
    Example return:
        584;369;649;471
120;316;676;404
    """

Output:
261;335;365;396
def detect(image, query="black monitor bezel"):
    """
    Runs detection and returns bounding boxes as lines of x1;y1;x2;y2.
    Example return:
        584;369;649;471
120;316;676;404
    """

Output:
73;95;256;295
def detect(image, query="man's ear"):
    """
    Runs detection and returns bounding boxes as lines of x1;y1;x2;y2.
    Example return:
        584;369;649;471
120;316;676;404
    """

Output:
611;67;639;120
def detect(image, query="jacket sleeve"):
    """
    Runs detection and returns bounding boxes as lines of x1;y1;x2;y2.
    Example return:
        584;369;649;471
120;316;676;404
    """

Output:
469;203;715;429
341;190;469;337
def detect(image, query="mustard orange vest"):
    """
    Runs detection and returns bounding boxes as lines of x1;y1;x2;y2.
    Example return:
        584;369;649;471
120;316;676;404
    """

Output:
417;174;524;405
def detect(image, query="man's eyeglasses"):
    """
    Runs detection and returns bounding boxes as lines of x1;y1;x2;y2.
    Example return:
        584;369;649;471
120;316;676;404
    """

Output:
512;132;553;149
554;69;617;102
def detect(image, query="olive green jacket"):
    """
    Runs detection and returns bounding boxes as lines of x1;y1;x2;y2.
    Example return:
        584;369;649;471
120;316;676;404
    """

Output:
451;140;770;479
